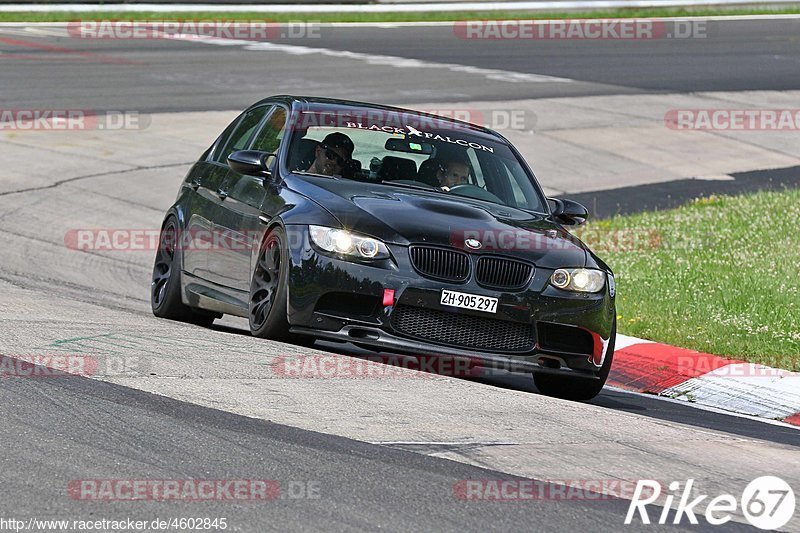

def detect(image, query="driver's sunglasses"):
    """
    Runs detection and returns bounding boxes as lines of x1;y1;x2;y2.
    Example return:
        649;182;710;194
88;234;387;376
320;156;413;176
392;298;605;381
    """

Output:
320;144;346;166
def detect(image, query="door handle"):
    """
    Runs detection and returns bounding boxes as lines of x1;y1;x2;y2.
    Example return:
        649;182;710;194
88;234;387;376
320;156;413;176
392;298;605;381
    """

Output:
217;188;228;200
189;177;202;190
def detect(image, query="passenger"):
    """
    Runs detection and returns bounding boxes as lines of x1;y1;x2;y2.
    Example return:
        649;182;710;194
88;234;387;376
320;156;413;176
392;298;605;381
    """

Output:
307;132;355;176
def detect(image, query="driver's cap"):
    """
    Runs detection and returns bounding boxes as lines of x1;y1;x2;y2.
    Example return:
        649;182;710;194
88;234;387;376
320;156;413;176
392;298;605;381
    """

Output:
321;132;354;159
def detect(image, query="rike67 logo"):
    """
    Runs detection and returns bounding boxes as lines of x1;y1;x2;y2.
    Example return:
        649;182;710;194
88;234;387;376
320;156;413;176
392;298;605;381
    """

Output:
626;476;795;530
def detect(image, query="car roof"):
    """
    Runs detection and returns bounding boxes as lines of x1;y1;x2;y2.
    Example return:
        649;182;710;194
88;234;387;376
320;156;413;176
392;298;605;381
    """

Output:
248;95;508;145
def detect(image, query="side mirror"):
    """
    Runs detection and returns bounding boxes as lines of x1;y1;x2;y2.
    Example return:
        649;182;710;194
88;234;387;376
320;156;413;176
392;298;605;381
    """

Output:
227;150;276;178
548;198;589;226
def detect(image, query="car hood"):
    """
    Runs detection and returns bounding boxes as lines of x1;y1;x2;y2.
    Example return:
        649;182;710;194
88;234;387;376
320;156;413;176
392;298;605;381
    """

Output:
289;176;588;268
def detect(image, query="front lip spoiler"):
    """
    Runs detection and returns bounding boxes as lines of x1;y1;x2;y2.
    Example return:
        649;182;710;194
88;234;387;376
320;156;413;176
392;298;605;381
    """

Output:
290;324;600;380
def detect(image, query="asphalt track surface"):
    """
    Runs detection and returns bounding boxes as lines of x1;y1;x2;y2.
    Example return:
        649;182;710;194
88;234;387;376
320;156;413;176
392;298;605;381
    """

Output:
0;19;798;111
1;371;667;532
0;18;799;532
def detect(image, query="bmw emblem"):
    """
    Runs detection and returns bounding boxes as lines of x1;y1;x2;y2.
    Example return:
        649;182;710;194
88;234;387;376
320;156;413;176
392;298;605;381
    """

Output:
464;238;482;250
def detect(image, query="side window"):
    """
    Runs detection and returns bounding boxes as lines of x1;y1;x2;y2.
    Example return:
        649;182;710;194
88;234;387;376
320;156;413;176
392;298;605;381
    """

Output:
214;106;269;164
250;107;287;154
492;157;545;211
209;119;240;162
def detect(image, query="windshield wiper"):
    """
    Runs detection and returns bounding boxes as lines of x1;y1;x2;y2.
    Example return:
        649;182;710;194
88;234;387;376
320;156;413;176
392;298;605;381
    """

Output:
292;171;338;179
379;181;443;193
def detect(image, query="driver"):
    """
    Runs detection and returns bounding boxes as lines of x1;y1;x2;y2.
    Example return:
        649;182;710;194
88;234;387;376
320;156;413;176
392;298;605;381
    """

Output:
437;159;471;190
307;132;355;176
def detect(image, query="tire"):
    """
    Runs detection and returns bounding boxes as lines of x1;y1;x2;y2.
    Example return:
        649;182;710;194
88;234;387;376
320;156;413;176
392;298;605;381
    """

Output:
249;226;295;341
151;217;218;327
532;319;616;401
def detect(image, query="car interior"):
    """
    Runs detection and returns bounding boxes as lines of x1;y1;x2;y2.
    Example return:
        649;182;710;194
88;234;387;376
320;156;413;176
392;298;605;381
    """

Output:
377;156;418;182
285;133;532;209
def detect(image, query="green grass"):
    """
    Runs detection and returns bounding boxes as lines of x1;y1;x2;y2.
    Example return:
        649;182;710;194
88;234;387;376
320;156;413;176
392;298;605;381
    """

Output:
586;189;800;369
1;6;800;23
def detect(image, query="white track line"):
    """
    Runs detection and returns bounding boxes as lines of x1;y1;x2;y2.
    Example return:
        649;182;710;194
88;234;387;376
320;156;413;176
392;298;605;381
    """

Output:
607;386;800;429
1;1;800;12
2;15;800;27
663;366;800;420
0;21;572;84
167;34;575;84
615;333;655;351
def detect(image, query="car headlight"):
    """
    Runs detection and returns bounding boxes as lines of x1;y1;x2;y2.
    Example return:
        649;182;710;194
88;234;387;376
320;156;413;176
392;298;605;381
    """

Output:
550;268;606;293
309;225;390;260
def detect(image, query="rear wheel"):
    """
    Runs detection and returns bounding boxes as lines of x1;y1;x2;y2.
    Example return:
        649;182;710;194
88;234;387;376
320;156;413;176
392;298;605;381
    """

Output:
151;217;218;327
533;320;616;401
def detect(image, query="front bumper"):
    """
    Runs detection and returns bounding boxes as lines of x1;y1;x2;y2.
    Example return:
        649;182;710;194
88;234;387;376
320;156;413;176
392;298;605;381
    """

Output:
285;225;616;377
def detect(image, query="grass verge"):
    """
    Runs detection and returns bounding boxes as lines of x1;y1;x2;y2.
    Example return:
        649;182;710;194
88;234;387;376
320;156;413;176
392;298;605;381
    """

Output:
0;6;799;23
588;189;800;369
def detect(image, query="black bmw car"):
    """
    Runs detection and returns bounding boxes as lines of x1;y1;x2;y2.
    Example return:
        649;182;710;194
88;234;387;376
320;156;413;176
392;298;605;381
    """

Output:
151;96;616;401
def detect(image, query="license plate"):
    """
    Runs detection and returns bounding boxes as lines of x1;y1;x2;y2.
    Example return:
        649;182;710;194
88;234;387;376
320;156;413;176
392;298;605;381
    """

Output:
440;289;498;314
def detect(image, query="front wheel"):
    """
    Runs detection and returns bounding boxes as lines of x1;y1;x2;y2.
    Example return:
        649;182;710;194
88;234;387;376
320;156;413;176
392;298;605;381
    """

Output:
532;320;616;401
249;226;294;341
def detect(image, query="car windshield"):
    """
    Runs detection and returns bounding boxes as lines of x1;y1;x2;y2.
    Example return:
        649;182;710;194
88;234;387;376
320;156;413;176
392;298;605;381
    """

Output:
286;111;548;213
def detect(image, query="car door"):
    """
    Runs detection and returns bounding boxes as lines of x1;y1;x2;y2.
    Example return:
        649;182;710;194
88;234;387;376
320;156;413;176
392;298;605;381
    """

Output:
209;105;289;294
206;104;272;287
181;117;243;281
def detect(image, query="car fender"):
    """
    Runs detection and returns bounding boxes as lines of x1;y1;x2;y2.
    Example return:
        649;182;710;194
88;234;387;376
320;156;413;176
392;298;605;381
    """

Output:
248;186;339;283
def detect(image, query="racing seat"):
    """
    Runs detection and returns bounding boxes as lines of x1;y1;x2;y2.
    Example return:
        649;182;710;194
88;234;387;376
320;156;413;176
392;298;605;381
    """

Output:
288;138;319;171
341;158;364;180
416;158;445;188
378;156;418;182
